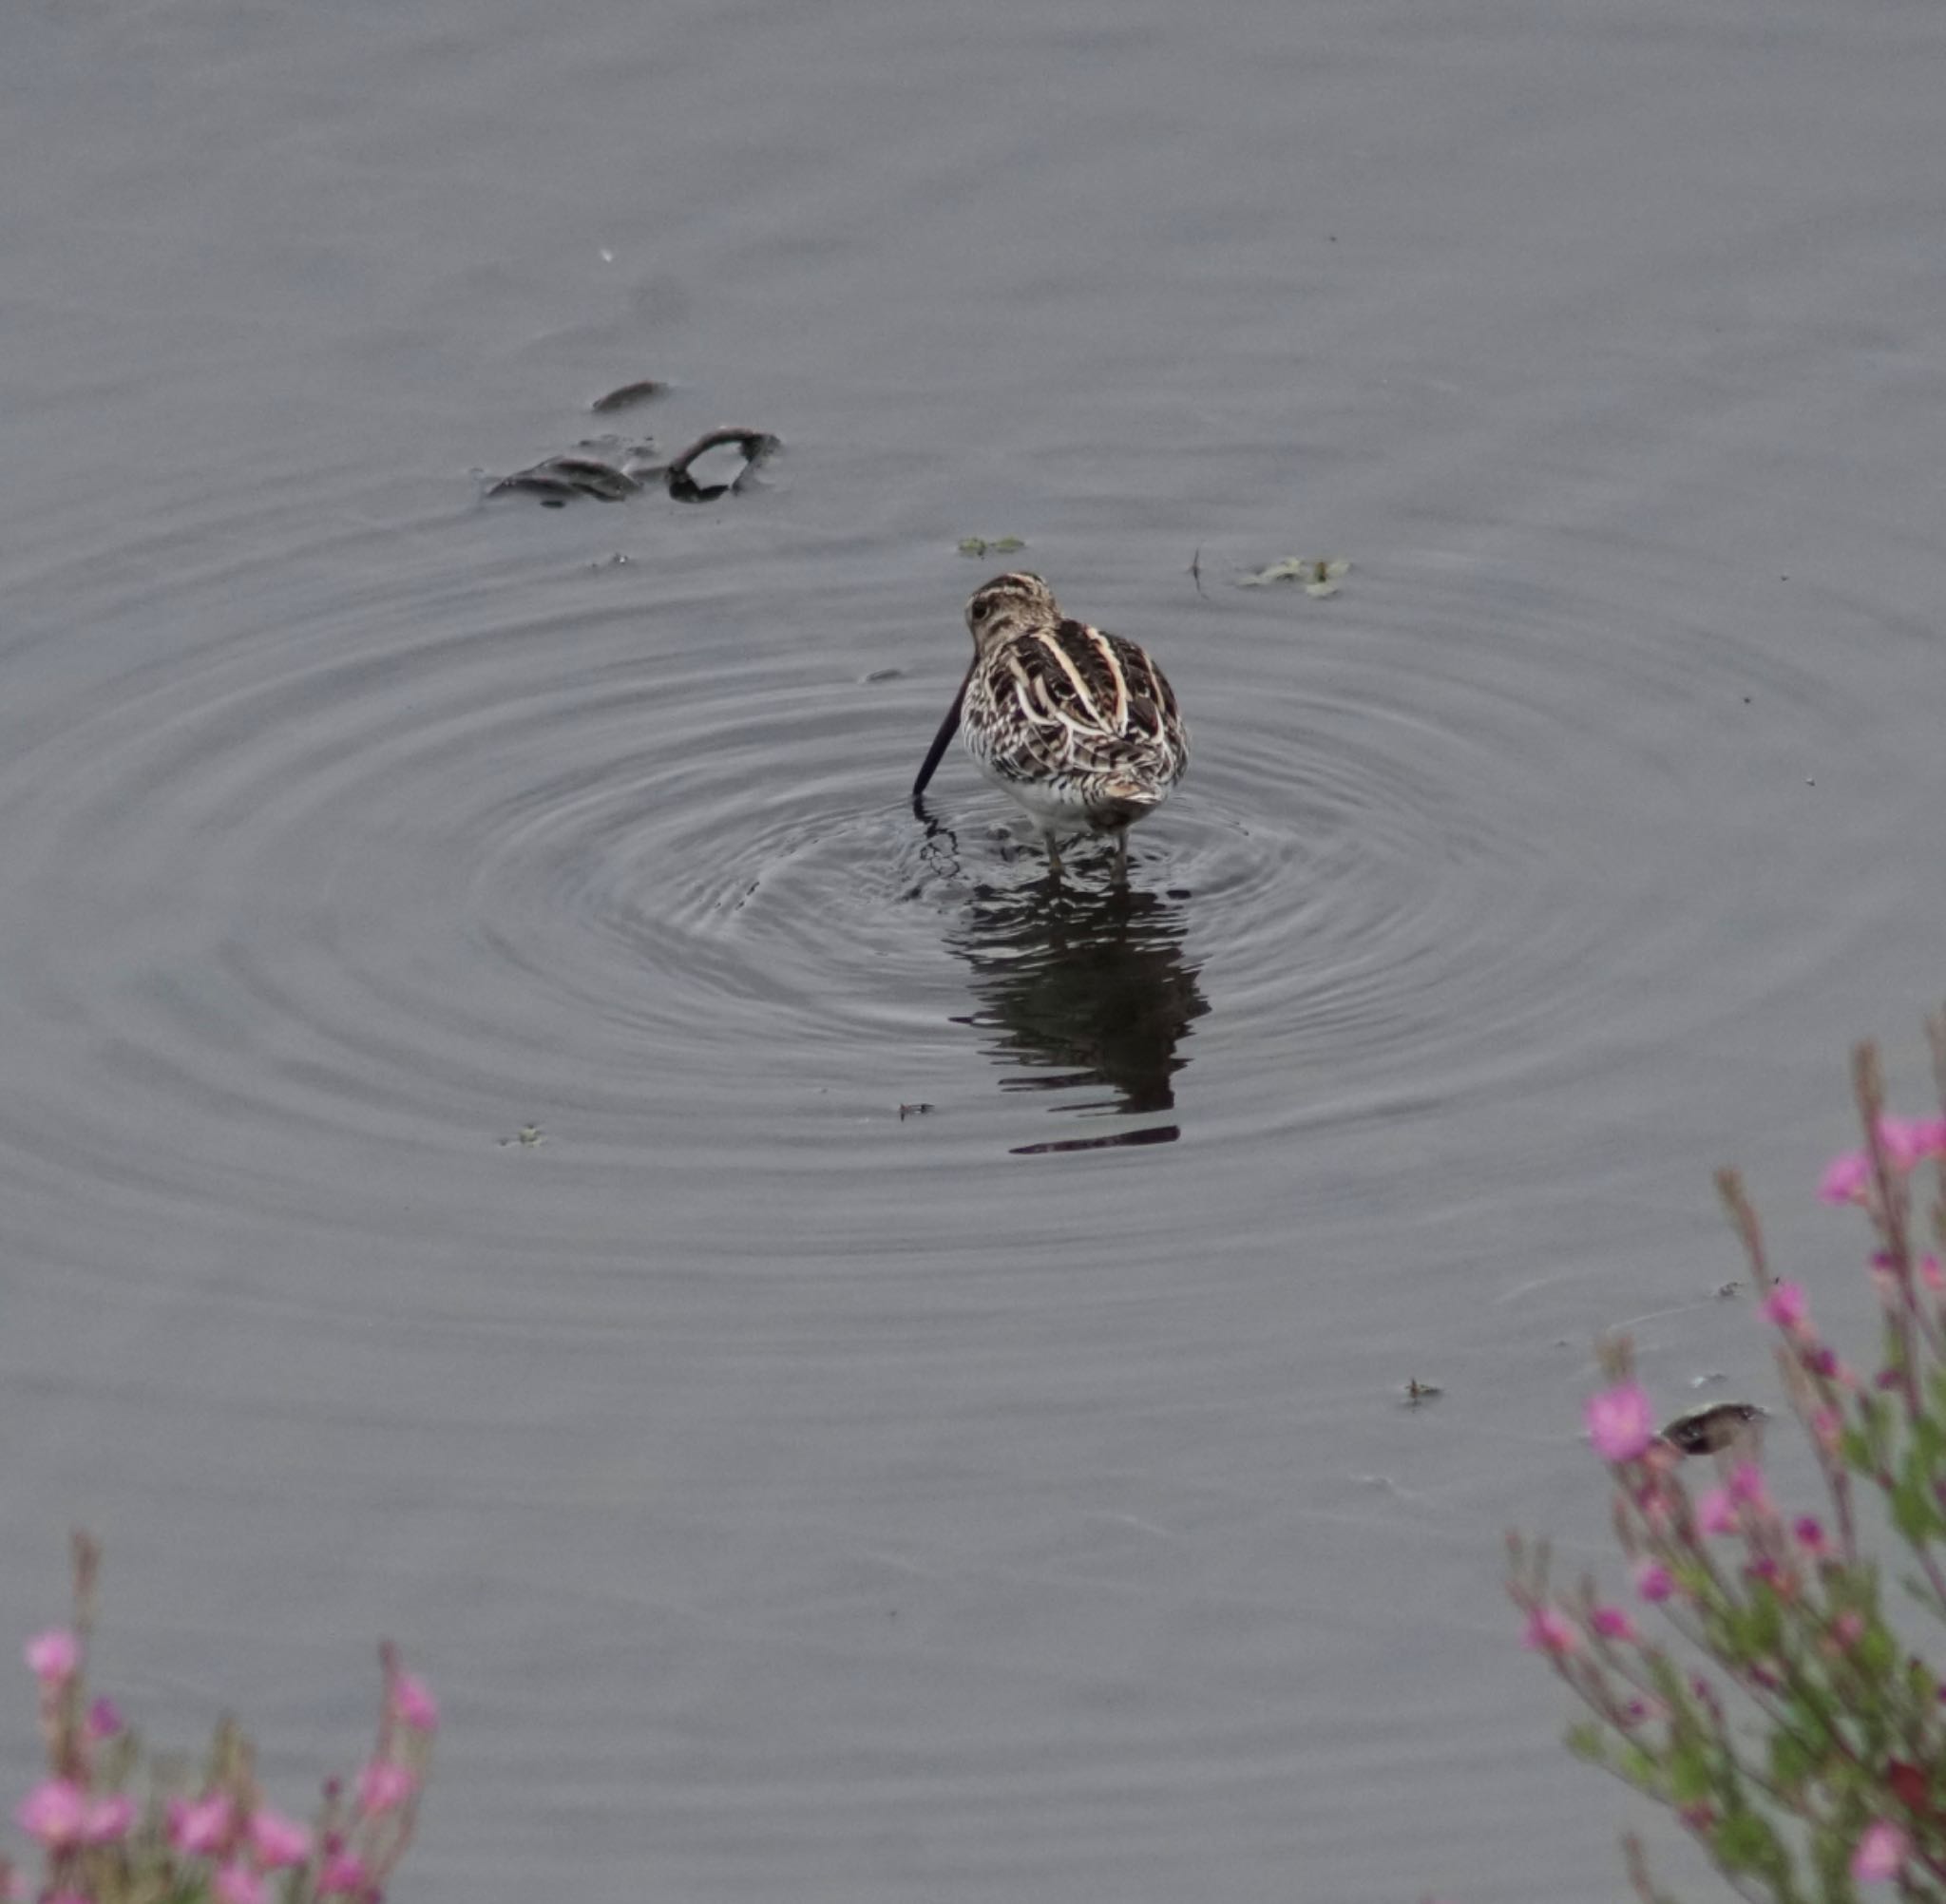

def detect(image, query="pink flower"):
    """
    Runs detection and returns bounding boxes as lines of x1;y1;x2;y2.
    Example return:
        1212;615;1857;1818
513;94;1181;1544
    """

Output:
1924;1256;1945;1294
1820;1151;1871;1204
1634;1559;1674;1603
169;1792;236;1856
1878;1117;1946;1170
24;1629;80;1685
1698;1488;1739;1535
354;1760;417;1815
85;1696;124;1740
1585;1381;1656;1463
16;1780;87;1848
391;1669;439;1733
1793;1515;1829;1557
1520;1607;1579;1656
1831;1610;1865;1650
1810;1406;1842;1452
1807;1346;1855;1385
1762;1283;1808;1329
213;1861;264;1904
318;1854;368;1896
1852;1819;1908;1883
1727;1461;1769;1509
248;1808;313;1870
83;1794;136;1844
1590;1605;1636;1642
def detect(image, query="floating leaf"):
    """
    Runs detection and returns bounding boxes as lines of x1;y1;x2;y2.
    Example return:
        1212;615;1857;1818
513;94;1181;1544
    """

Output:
958;535;1026;558
1235;556;1350;596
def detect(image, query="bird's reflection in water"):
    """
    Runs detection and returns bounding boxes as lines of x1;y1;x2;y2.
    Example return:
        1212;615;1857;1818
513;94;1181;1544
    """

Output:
940;843;1209;1154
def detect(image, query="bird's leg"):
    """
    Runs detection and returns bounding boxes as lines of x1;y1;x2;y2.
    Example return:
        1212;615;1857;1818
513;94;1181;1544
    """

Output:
1111;828;1129;884
1043;830;1064;882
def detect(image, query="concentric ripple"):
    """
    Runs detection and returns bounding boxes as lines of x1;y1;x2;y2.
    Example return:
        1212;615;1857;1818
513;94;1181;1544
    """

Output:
0;494;1916;1274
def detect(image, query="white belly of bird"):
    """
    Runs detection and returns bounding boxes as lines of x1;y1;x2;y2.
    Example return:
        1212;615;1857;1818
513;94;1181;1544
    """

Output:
971;752;1123;834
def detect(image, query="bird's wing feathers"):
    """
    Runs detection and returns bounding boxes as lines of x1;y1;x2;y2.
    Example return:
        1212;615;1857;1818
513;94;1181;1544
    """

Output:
999;620;1175;759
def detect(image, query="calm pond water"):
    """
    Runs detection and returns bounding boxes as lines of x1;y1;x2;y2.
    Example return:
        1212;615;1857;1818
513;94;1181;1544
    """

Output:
4;1;1945;1898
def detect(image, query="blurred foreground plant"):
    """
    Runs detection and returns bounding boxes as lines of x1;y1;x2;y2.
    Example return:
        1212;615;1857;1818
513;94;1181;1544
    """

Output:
1511;1017;1946;1901
8;1537;434;1904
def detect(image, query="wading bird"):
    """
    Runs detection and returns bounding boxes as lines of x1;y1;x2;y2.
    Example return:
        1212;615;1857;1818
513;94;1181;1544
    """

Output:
912;573;1189;876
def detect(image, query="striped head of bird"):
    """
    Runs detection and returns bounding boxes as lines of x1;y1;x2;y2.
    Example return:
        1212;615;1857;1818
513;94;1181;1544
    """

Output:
963;571;1059;654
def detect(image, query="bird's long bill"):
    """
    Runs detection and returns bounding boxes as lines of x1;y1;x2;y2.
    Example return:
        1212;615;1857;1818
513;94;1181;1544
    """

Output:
911;663;972;802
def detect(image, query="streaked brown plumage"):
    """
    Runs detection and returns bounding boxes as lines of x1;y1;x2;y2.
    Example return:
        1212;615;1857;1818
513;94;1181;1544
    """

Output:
912;573;1189;875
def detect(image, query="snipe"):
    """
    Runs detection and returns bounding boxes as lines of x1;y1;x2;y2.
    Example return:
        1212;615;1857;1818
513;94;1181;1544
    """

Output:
912;573;1189;875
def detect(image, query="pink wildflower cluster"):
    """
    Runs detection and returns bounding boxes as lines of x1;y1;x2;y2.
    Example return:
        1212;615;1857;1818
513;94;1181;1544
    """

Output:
1509;1030;1946;1901
1852;1818;1909;1883
7;1540;435;1904
1820;1115;1946;1206
1583;1380;1656;1465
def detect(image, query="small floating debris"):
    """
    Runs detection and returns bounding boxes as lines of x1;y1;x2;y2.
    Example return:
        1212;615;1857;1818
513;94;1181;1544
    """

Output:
897;1102;935;1121
498;1124;546;1149
1235;556;1350;597
1659;1399;1765;1456
589;379;666;414
865;667;904;684
1401;1378;1443;1407
1714;1279;1743;1300
957;536;1025;558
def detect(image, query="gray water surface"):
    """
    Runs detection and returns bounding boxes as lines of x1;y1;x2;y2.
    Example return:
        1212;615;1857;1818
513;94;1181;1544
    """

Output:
4;2;1945;1899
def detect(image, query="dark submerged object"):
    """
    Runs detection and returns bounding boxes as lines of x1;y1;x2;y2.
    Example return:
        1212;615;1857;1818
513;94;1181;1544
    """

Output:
661;426;777;504
1659;1399;1766;1456
488;425;777;507
589;379;666;413
489;453;646;505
